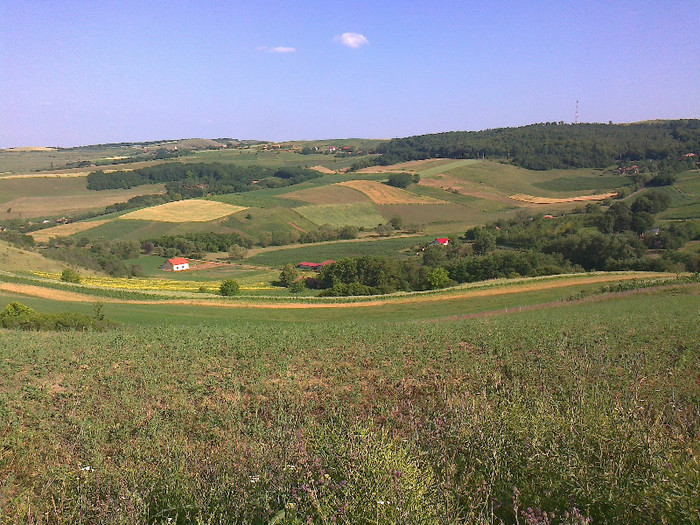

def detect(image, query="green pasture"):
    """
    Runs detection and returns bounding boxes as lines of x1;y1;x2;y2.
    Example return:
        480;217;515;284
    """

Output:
0;286;697;523
442;160;625;197
222;206;316;236
0;145;144;173
295;202;386;228
533;174;632;191
244;234;433;267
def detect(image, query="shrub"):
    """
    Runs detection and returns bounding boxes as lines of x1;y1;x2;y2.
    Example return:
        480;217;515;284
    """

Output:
219;279;240;296
60;268;82;283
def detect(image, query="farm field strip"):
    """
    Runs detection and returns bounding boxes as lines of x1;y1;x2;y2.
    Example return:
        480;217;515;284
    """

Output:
0;272;674;310
294;202;386;228
337;180;447;204
119;199;248;222
509;192;619;204
29;271;275;292
29;220;110;242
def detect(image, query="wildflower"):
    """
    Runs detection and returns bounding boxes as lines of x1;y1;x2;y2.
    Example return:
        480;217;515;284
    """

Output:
286;502;296;510
249;475;260;484
80;465;92;471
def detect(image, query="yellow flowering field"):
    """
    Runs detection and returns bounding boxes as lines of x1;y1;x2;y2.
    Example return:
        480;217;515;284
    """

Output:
31;272;274;292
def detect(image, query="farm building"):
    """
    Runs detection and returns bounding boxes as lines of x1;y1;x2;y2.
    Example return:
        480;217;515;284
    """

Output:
430;238;449;246
162;257;190;272
298;260;336;271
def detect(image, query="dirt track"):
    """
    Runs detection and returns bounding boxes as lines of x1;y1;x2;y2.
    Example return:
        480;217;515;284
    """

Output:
0;273;671;310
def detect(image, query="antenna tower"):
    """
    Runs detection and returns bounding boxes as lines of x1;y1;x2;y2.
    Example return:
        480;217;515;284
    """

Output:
575;100;579;124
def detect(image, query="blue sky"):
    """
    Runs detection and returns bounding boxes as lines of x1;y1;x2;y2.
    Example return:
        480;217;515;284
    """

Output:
1;0;698;148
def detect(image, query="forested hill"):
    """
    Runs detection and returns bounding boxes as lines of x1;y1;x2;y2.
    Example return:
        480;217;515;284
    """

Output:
376;120;700;170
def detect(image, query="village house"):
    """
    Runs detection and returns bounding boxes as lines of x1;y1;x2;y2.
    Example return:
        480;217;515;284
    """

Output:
430;238;449;246
298;260;336;271
162;257;190;272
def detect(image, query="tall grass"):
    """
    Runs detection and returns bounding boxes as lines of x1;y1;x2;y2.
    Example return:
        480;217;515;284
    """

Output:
0;288;697;523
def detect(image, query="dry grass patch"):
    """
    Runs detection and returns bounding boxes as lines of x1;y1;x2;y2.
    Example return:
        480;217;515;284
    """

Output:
509;192;618;204
120;199;247;222
310;165;337;174
30;220;110;243
338;180;446;204
280;184;370;204
355;159;451;173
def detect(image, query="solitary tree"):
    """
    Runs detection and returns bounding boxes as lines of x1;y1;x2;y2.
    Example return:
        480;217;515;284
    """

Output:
280;264;300;287
219;279;240;296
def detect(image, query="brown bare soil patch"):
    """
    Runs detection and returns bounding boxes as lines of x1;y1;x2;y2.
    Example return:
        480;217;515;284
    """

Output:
30;220;110;243
509;192;618;204
337;180;446;205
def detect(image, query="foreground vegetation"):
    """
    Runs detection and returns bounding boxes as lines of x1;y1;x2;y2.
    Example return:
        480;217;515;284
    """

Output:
0;286;697;523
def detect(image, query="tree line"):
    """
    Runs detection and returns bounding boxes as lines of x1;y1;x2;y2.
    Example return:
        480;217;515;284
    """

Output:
374;120;700;171
87;163;321;194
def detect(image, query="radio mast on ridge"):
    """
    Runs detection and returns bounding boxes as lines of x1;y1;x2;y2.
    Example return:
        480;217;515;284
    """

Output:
575;100;579;124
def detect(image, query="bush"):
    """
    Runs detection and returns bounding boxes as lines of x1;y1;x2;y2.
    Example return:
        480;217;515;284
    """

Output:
219;279;240;296
387;172;414;188
288;279;306;294
60;268;82;283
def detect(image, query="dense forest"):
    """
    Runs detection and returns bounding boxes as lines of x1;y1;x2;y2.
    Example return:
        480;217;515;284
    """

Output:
87;163;321;196
375;120;700;171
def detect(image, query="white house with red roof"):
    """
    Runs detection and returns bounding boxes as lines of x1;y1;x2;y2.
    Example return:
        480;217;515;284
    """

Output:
163;257;190;272
431;238;449;246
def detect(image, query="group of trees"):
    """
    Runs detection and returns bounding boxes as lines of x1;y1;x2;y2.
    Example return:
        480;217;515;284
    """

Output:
312;189;698;296
374;120;700;171
87;163;321;195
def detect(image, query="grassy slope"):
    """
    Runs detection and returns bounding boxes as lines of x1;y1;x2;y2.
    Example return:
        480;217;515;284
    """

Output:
0;286;697;523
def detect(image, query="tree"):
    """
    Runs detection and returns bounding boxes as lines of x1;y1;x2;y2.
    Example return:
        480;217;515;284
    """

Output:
280;264;300;287
219;279;240;296
61;268;82;283
389;216;404;230
427;267;451;289
472;227;496;255
387;173;413;188
288;279;306;293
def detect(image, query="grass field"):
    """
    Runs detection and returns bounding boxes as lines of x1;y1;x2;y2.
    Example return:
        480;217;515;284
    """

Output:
295;202;386;228
244;235;434;267
0;284;697;523
0;177;165;220
120;199;248;222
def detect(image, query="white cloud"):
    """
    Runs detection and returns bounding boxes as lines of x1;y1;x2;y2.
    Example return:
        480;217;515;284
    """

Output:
269;46;296;53
334;32;369;48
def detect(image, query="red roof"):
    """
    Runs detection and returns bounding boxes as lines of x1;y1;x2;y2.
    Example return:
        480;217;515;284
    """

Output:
435;238;449;244
168;257;189;265
299;262;320;268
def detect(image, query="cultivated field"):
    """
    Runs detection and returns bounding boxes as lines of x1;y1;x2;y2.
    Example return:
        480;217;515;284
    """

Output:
119;199;248;222
29;220;110;243
338;180;446;204
295;202;386;228
509;192;619;204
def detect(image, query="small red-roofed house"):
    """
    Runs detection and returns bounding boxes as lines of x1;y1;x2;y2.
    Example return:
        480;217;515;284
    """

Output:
431;238;449;246
163;257;190;272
